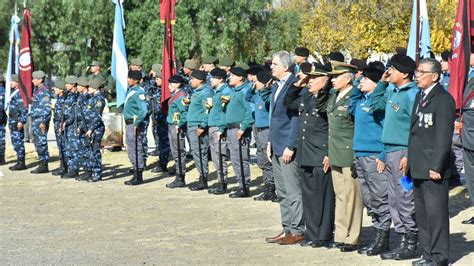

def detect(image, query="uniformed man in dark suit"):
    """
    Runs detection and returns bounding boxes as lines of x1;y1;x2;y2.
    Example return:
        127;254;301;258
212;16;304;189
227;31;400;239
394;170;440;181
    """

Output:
461;78;474;225
408;58;455;266
283;62;335;248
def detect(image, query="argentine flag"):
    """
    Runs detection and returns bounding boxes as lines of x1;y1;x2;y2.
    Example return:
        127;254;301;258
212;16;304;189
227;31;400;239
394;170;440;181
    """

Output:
5;14;21;110
407;0;431;61
111;0;128;107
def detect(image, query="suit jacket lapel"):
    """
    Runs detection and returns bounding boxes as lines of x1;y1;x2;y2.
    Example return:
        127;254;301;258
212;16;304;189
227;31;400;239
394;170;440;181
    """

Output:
411;84;442;127
272;74;296;114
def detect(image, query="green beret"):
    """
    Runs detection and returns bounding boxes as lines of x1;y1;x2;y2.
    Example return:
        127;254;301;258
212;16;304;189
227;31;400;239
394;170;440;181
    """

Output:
89;61;101;67
131;58;143;66
202;55;218;64
235;62;250;71
184;59;197;70
54;80;66;90
155;70;162;78
77;77;89;87
11;74;19;82
219;57;235;67
65;75;77;84
152;63;162;72
32;70;46;79
88;79;103;89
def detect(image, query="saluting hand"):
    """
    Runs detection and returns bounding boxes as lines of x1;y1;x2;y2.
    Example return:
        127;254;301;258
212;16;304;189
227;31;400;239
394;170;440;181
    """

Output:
381;68;391;83
323;156;330;173
429;170;441;180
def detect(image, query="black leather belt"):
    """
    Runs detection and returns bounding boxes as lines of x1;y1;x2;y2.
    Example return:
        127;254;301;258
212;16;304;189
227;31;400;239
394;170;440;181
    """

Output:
227;124;240;129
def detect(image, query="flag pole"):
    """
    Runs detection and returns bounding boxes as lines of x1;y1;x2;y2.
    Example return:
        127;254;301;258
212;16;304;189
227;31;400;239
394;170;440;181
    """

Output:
415;0;420;65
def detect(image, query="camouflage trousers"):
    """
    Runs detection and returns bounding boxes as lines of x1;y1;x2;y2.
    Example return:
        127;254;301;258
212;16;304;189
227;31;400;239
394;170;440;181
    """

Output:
8;119;25;159
31;118;50;162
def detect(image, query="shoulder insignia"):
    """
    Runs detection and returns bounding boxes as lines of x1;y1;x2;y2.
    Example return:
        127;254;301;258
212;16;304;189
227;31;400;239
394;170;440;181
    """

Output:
139;94;146;100
96;101;102;107
87;105;92;109
43;96;50;102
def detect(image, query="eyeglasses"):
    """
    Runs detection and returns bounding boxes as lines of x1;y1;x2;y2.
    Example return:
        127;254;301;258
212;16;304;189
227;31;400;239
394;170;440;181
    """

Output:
415;70;436;75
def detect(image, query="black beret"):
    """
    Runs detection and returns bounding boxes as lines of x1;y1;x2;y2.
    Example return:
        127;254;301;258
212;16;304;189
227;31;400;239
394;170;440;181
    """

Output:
191;70;207;81
295;47;310;57
441;50;451;62
329;51;345;62
247;65;264;76
256;71;273;84
395;46;407;56
230;67;247;78
300;62;313;74
350;58;367;71
362;67;384;83
128;70;142;81
169;75;185;84
390;54;416;73
209;68;227;79
368;61;386;73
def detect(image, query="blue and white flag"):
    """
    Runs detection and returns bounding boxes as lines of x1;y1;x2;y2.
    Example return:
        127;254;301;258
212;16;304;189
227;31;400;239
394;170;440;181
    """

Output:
5;13;21;110
111;0;128;107
407;0;431;61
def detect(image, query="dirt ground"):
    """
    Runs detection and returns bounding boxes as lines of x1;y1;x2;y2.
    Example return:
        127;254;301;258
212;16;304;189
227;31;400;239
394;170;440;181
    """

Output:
1;139;473;265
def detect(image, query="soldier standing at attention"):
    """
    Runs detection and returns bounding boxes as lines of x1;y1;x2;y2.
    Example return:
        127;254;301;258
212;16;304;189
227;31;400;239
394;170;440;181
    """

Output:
51;80;68;176
0;75;5;165
123;70;148;186
8;74;28;171
30;71;52;174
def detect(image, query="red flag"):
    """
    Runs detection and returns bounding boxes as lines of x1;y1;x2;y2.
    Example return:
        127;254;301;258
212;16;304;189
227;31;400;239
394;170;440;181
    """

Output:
18;8;33;107
448;0;472;109
160;0;177;114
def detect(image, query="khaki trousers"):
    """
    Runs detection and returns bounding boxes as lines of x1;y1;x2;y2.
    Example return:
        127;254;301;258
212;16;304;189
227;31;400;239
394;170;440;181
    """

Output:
331;166;363;245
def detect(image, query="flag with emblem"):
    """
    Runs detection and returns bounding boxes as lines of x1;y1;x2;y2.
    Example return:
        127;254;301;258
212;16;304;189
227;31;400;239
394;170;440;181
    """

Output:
407;0;431;63
160;0;177;114
18;7;33;107
111;0;128;107
448;0;473;109
4;11;21;110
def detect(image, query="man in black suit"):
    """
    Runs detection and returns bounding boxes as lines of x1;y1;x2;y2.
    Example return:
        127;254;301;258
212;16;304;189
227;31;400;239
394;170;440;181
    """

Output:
408;58;456;266
461;78;474;224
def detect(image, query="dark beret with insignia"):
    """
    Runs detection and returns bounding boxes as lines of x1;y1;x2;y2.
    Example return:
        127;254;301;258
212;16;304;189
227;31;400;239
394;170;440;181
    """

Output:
295;47;310;57
202;56;218;64
329;51;345;62
395;46;407;56
368;61;386;73
191;70;207;81
256;71;273;84
210;68;227;79
350;58;367;71
169;75;185;84
230;67;247;78
128;70;142;81
390;54;416;74
440;50;451;62
247;65;264;76
362;67;384;83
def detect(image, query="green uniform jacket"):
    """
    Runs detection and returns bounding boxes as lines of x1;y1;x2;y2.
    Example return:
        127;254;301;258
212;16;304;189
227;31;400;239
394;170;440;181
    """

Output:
326;88;355;167
222;83;255;132
123;85;148;127
208;83;232;129
166;89;188;128
186;84;213;128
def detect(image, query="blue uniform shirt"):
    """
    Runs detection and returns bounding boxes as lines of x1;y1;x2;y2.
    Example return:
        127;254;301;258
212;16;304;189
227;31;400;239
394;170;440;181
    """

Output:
31;84;52;125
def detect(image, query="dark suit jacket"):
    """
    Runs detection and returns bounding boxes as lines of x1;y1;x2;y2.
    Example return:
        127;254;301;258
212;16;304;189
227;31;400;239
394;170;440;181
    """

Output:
408;83;456;180
269;73;299;156
462;78;474;150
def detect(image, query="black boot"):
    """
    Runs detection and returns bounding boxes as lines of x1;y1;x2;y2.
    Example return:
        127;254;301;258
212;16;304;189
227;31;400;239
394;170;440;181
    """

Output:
394;232;418;260
30;161;49;174
188;175;208;191
208;182;227;195
62;170;79;179
0;154;5;165
52;167;67;176
366;229;390;256
166;174;186;188
358;228;378;255
124;169;144;186
76;170;91;181
254;184;277;201
229;186;250;198
9;158;27;171
167;167;177;176
381;233;406;260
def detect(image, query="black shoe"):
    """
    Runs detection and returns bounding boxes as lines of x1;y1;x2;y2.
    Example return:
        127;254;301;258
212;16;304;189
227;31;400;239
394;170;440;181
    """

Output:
30;162;49;174
166;175;186;188
76;171;91;181
62;170;79;179
229;187;250;198
188;182;208;191
326;242;344;249
394;232;418;260
0;154;5;165
149;150;160;156
208;183;227;195
381;233;405;260
9;159;27;171
412;258;434;266
461;217;474;224
167;168;177;176
254;184;277;201
299;239;314;247
87;176;102;182
366;229;390;256
311;240;333;248
271;196;280;203
125;170;144;186
340;244;358;252
52;168;67;176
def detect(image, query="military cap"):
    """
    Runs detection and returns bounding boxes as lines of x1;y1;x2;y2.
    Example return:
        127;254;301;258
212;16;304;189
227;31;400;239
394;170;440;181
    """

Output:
89;61;101;67
210;68;227;79
328;61;357;75
190;70;207;81
219;57;235;67
169;75;185;84
128;70;142;81
256;71;273;84
390;54;416;73
202;55;218;64
230;67;247;78
77;77;89;86
304;62;331;77
155;70;162;79
152;63;162;72
440;50;451;62
184;59;197;70
395;46;407;56
54;80;66;90
11;74;19;82
362;67;384;83
247;65;264;76
350;58;367;71
88;79;103;89
329;51;345;62
130;58;143;66
235;62;250;71
295;47;310;57
65;75;77;84
32;70;46;79
300;62;313;74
